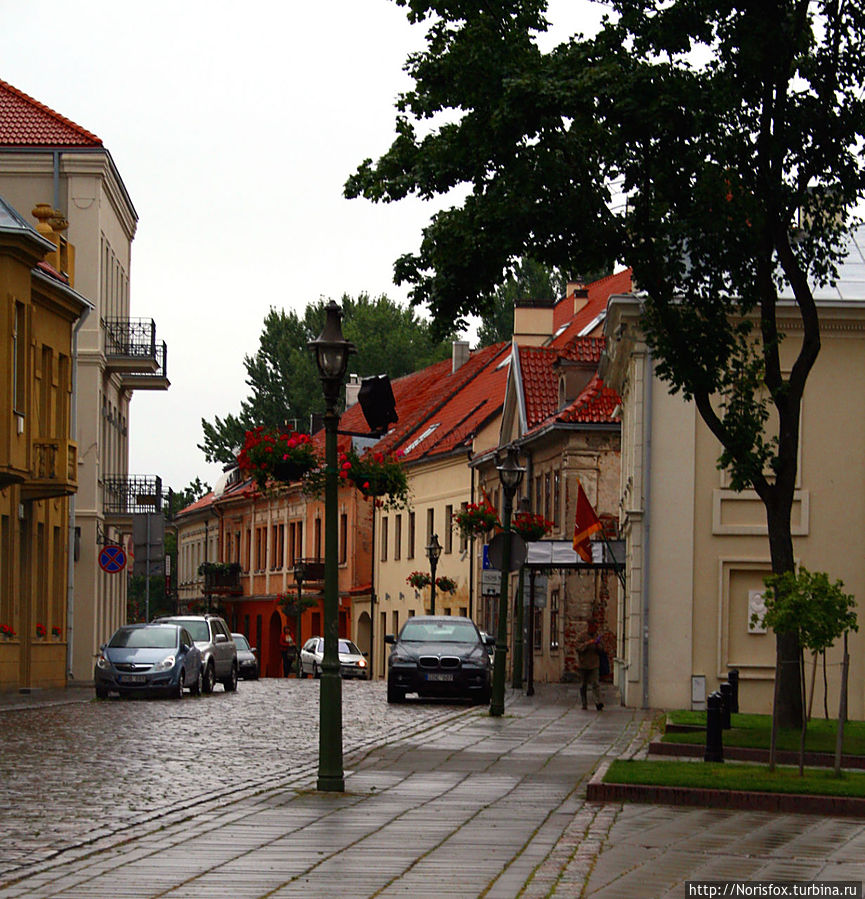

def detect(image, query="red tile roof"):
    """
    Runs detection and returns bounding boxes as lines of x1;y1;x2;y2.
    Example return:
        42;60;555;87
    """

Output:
557;374;621;425
0;78;102;147
333;344;509;466
550;269;632;348
518;336;607;428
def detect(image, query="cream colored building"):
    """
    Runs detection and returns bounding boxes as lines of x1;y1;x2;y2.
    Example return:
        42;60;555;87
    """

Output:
601;225;865;717
369;342;509;678
0;79;169;682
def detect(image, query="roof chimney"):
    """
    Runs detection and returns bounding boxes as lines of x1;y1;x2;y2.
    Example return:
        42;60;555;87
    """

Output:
513;297;555;346
452;340;470;373
345;373;361;407
567;281;589;316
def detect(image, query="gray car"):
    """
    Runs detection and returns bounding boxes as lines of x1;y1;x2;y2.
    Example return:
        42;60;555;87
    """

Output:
154;615;238;693
232;633;259;680
94;624;202;699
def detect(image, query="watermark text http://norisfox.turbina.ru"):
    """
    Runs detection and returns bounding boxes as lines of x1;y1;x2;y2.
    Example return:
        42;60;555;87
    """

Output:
686;883;862;898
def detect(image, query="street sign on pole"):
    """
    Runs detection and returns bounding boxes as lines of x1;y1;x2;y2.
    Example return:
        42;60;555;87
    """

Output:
98;544;127;574
487;531;527;572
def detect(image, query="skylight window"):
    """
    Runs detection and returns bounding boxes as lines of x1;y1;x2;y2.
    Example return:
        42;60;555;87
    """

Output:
578;312;606;337
402;423;440;455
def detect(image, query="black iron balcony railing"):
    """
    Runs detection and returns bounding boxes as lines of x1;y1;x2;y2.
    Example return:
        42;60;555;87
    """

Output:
104;317;169;389
103;474;162;515
199;562;243;595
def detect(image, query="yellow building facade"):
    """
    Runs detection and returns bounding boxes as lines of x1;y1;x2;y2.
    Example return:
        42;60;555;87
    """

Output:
0;196;90;691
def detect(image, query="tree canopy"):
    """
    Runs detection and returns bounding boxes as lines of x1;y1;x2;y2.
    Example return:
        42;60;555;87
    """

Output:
347;0;865;727
199;294;454;464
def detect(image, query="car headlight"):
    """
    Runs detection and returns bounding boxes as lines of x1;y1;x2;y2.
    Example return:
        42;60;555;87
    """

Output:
96;654;110;670
152;654;176;672
358;658;367;668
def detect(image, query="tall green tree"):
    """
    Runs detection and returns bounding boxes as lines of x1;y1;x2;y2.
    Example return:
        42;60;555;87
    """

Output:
200;294;453;464
476;258;564;347
346;0;865;727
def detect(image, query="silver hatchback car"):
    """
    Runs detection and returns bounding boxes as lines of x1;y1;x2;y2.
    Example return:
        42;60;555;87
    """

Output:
299;637;368;679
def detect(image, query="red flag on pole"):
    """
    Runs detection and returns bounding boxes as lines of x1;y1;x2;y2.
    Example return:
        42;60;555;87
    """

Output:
573;481;602;562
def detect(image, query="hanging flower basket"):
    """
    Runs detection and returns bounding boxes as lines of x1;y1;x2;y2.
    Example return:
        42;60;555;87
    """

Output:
338;447;410;510
35;623;47;639
406;571;432;590
51;626;62;639
435;576;457;595
512;511;554;542
453;501;500;540
237;426;320;489
0;623;15;640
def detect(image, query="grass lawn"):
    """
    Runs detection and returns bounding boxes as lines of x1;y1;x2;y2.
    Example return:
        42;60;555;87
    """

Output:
605;759;865;797
664;710;865;756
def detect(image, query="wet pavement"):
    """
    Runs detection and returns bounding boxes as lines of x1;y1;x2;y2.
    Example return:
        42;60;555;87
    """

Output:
1;680;864;897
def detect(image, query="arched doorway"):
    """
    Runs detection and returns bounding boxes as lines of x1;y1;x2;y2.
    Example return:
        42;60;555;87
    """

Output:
268;610;284;678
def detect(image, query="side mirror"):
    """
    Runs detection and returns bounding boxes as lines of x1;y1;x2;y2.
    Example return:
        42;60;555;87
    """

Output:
215;633;227;644
384;634;395;645
484;635;495;646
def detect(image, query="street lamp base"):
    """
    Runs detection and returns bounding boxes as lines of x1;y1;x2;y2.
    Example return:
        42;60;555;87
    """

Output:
317;774;345;792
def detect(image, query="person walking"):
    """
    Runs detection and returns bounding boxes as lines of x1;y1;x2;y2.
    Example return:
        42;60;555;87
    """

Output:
576;621;604;710
279;626;296;677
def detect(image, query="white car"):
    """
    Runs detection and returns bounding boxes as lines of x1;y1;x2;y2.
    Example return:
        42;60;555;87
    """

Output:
299;637;368;679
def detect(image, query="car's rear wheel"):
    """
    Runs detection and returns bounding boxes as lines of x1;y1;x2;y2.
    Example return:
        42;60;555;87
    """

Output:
222;662;238;692
190;667;203;696
387;679;405;704
312;662;320;679
202;662;216;694
172;672;184;700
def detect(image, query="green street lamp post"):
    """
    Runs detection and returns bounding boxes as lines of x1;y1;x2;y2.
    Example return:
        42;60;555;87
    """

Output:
309;300;355;792
490;446;525;717
426;533;442;615
512;496;530;690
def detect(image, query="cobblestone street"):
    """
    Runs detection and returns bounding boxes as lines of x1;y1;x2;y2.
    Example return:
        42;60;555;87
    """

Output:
0;678;473;879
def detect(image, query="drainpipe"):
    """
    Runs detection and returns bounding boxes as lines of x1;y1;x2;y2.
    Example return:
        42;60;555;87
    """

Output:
468;462;475;621
53;151;61;211
67;303;90;680
641;351;653;709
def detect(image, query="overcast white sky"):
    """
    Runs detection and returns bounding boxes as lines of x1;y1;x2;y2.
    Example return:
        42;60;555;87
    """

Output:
1;0;605;493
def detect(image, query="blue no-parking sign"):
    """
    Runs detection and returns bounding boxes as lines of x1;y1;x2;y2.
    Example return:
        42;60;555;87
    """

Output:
99;544;127;574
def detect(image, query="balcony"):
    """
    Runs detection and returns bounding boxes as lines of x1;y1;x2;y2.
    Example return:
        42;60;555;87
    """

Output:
104;318;170;390
20;438;78;500
200;562;243;596
103;474;162;525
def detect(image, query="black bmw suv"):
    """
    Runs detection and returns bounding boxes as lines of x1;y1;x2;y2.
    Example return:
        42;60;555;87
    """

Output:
385;616;493;704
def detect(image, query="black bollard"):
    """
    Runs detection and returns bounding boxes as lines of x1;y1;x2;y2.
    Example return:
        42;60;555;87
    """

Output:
727;668;739;713
704;691;724;762
719;681;732;730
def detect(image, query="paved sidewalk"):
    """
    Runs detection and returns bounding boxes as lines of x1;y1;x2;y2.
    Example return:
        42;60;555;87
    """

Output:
0;685;650;898
3;684;864;897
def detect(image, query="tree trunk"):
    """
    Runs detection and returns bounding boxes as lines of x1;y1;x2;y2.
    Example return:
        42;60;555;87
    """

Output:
764;492;803;730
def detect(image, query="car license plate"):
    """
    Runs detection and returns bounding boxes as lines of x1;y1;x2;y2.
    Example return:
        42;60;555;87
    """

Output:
426;672;454;682
120;675;146;684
